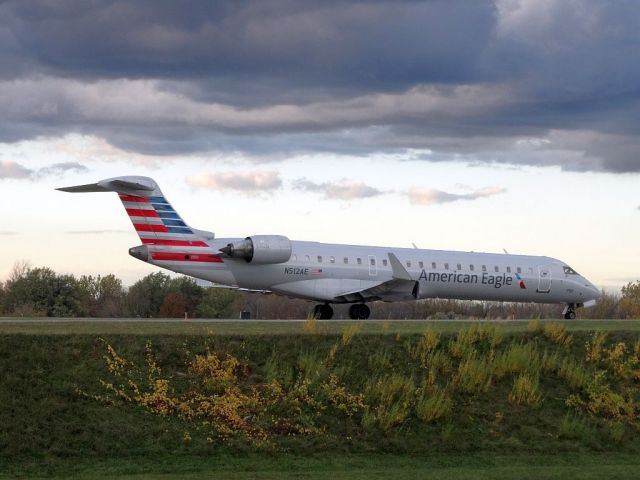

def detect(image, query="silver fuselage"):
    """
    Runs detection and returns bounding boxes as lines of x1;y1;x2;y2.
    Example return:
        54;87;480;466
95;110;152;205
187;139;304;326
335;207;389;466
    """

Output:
144;238;600;306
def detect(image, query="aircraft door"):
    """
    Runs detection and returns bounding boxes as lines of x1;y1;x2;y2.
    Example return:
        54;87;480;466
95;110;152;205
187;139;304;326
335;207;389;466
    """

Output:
537;266;551;293
368;255;377;276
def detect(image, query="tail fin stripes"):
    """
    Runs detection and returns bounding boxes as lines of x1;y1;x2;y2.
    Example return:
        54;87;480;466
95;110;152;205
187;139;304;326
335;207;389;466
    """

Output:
58;176;214;250
118;193;208;246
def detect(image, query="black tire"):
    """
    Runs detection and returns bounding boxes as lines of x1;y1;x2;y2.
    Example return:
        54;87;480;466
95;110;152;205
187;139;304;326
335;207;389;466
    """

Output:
564;310;577;320
357;304;371;320
348;304;360;320
313;304;333;320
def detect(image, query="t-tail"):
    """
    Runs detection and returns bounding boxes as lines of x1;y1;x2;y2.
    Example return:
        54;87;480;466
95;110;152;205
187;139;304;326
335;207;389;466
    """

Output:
57;176;216;262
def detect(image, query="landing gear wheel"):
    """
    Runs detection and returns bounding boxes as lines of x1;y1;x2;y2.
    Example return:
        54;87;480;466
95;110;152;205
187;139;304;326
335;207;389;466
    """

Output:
348;303;371;320
313;304;333;320
563;304;577;320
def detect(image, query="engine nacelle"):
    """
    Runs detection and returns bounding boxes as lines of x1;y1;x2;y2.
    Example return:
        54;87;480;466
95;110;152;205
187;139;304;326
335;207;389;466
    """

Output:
219;235;292;264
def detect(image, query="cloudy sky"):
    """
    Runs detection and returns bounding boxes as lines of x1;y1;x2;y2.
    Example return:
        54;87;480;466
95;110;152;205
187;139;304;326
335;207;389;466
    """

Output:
0;0;638;289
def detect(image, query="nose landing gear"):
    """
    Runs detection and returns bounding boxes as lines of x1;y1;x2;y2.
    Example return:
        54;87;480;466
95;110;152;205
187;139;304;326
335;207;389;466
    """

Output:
348;303;371;320
563;304;577;320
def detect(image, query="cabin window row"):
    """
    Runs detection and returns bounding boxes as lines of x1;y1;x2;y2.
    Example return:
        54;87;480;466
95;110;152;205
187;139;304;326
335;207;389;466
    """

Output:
291;254;528;274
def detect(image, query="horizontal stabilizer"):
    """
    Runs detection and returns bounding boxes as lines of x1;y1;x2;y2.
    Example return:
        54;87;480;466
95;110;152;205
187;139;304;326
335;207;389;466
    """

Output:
57;176;158;196
109;179;155;191
56;183;109;193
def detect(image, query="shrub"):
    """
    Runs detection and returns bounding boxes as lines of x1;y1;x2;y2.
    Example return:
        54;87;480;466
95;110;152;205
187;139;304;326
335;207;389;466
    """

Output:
341;322;362;346
566;371;635;421
585;331;607;363
557;357;588;389
527;319;542;333
543;322;573;348
494;342;540;378
558;414;590;441
453;353;493;394
508;373;541;406
415;387;453;423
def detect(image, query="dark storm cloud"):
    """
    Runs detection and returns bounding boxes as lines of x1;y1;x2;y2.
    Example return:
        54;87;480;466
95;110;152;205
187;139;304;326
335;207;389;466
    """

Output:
1;0;640;172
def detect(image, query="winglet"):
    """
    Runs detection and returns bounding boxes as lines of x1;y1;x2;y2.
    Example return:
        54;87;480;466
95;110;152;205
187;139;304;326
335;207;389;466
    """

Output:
388;252;412;281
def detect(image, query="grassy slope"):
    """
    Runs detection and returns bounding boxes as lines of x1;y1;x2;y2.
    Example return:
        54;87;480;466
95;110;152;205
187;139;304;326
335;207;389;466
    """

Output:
2;321;640;478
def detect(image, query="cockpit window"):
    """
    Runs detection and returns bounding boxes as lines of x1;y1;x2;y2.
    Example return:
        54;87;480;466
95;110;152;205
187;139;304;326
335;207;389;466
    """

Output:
563;266;578;275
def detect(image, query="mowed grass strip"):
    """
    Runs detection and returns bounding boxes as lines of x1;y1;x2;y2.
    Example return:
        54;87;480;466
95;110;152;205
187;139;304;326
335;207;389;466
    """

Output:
12;453;640;480
1;318;640;335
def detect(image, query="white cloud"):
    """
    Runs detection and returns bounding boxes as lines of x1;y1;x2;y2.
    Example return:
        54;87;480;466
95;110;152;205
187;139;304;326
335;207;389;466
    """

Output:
408;186;506;206
293;178;387;200
0;160;32;179
0;159;87;180
186;170;282;193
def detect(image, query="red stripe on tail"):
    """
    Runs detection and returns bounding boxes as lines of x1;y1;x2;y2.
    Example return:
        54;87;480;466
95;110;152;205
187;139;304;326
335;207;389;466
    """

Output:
134;224;168;232
119;194;150;203
151;252;223;263
142;239;208;247
126;208;160;218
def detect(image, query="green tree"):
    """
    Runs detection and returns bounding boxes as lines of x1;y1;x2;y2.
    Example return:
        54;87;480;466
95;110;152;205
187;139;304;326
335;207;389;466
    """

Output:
620;281;640;319
0;280;6;315
4;267;84;317
159;291;188;318
165;277;203;318
126;272;171;318
78;274;126;317
196;288;242;318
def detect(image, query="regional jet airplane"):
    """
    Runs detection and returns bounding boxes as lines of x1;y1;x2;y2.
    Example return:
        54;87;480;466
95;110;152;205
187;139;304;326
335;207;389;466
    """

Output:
58;176;600;320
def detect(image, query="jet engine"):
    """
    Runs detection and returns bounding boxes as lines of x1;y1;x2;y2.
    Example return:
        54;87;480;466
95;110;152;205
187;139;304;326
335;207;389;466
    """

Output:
219;235;292;264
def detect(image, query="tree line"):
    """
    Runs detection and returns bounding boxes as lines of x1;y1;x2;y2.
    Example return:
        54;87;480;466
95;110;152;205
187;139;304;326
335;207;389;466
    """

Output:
0;262;638;319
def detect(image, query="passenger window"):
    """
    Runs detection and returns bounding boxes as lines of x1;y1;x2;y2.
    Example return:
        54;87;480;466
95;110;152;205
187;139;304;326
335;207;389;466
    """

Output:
343;257;348;264
419;261;424;269
470;264;474;271
517;267;522;274
382;259;388;267
317;256;322;263
432;262;437;269
457;263;461;270
406;261;412;268
482;265;487;272
329;256;335;263
494;266;499;272
357;258;362;265
370;258;376;266
444;263;449;270
506;266;511;273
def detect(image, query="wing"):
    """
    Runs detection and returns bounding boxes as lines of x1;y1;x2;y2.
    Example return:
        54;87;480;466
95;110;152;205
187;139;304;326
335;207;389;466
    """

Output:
333;252;416;302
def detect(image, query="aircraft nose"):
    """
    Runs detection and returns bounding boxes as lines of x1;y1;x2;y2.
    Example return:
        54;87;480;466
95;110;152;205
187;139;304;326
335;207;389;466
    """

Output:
584;279;601;301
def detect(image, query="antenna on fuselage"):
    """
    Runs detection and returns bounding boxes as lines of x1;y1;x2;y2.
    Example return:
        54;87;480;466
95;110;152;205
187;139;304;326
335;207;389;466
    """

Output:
503;248;509;254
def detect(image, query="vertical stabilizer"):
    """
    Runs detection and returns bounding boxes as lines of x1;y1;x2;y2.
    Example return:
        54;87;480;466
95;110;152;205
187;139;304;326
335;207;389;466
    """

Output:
57;176;213;247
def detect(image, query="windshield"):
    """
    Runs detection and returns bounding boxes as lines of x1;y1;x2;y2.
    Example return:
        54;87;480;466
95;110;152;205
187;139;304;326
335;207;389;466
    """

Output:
563;266;579;275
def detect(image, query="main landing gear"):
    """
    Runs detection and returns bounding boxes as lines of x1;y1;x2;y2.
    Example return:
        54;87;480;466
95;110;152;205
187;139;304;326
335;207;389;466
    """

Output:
313;304;334;320
348;303;370;320
563;303;577;320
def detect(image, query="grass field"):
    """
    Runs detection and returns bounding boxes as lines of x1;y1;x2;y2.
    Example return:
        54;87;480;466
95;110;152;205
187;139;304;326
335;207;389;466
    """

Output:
2;319;640;479
2;317;640;335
